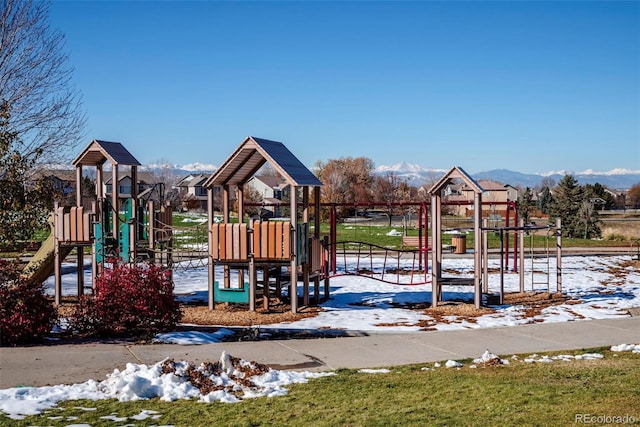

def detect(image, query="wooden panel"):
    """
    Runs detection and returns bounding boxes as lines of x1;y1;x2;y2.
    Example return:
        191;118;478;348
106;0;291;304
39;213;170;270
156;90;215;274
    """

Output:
261;221;269;258
232;224;240;259
310;238;321;271
225;224;233;260
83;213;91;242
210;224;219;259
75;207;83;241
239;223;248;259
69;208;78;241
267;222;277;258
69;206;79;242
219;224;227;260
55;206;65;241
282;222;291;259
275;221;283;258
253;221;261;258
63;209;71;242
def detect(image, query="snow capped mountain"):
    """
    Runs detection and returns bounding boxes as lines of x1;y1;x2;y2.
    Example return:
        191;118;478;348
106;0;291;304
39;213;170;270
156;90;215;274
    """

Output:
374;164;640;189
573;168;640;176
140;162;217;175
178;162;218;173
374;162;448;186
375;161;435;174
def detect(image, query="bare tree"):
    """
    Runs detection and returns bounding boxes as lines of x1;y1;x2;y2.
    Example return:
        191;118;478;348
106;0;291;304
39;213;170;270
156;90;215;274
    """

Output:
0;0;85;164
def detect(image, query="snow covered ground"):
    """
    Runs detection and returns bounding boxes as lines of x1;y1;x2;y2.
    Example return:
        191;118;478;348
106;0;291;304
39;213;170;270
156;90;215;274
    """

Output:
1;254;638;421
45;253;640;337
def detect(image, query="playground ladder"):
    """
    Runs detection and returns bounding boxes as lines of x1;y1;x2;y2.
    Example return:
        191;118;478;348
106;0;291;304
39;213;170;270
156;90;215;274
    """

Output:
528;231;551;293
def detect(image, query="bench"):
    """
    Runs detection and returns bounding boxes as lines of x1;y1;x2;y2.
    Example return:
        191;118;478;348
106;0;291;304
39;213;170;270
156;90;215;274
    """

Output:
401;235;455;253
401;235;432;251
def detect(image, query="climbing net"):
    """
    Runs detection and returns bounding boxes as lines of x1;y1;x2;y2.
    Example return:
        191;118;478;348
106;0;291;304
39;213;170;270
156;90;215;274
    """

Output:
329;241;430;285
145;220;209;270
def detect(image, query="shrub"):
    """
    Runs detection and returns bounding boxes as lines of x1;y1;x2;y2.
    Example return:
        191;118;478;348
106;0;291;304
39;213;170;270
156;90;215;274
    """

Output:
0;259;57;346
68;262;182;338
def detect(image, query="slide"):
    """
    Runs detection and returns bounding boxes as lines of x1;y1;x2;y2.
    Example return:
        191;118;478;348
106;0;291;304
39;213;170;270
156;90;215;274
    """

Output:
22;233;73;285
22;216;73;285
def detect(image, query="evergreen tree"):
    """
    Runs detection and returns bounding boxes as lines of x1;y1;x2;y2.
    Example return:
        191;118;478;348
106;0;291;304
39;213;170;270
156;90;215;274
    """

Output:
517;187;535;225
548;175;601;238
537;187;553;214
0;101;53;250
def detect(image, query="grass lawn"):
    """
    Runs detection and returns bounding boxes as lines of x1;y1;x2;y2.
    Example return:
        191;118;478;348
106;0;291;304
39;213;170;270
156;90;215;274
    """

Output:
8;348;640;426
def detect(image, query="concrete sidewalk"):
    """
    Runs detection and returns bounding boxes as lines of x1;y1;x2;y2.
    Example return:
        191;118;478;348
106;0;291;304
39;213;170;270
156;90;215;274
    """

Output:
1;316;639;388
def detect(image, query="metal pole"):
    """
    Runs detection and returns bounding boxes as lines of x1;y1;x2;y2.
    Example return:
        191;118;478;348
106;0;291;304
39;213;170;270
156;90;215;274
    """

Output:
512;201;518;272
331;204;337;275
499;229;504;305
556;217;562;294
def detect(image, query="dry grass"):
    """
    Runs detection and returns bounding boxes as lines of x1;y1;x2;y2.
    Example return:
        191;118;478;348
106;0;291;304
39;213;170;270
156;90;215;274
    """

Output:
601;219;640;241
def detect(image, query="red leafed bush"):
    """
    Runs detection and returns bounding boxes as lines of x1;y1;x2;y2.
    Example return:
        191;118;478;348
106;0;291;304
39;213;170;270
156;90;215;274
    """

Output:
0;259;57;346
68;262;182;338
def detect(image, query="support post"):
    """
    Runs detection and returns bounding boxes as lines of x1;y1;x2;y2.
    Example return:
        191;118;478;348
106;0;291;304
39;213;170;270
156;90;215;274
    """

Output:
431;193;440;307
222;185;230;223
129;165;138;262
75;165;85;296
302;186;310;306
556;217;562;294
519;219;525;293
54;202;61;305
290;186;298;313
111;165;119;240
474;192;482;309
482;218;489;293
207;187;215;310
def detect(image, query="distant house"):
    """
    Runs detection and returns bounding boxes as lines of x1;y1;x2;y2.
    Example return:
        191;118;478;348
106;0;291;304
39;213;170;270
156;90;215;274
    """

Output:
604;188;626;209
247;175;289;218
29;169;76;195
104;171;157;200
449;179;518;217
176;173;210;211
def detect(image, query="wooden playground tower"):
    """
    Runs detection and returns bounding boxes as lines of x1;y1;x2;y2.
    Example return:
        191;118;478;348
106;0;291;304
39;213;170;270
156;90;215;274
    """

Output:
48;139;171;304
428;166;562;309
205;136;328;313
428;166;485;308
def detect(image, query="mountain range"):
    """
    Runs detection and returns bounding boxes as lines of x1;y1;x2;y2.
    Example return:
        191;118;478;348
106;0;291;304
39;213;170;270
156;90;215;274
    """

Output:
141;161;640;190
374;162;640;190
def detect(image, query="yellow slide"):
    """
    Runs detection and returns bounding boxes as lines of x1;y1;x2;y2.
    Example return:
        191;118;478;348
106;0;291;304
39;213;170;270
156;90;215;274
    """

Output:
22;216;72;285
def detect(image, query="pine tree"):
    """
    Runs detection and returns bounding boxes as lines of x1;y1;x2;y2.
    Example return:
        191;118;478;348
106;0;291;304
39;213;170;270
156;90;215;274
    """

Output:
517;187;535;225
548;175;601;238
537;187;553;214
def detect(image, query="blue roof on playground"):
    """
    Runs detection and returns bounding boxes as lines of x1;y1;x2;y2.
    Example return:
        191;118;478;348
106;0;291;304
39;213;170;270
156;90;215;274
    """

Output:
72;140;141;167
205;136;323;188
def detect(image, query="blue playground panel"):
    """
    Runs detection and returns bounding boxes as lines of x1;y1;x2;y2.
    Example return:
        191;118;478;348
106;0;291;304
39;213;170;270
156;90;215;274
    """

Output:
214;281;250;303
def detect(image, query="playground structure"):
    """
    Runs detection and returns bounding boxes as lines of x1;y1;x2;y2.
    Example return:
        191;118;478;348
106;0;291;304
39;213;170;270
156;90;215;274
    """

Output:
323;166;562;309
24;140;174;304
427;167;561;308
205;136;329;313
481;217;562;305
23;138;562;313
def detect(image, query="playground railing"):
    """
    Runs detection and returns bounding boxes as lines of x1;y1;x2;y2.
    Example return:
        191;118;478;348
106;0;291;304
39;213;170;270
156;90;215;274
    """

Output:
210;223;249;261
54;206;93;244
253;220;291;261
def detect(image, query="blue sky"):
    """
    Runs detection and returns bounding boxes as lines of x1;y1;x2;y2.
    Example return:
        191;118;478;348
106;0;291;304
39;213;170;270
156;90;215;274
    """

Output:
49;1;639;174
